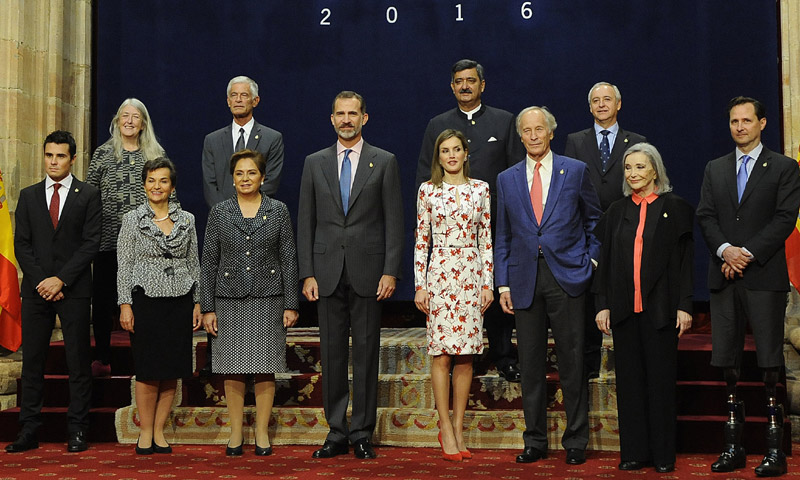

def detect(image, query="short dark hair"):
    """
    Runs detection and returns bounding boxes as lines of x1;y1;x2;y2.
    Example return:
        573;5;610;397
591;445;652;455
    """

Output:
43;130;76;157
229;149;266;176
332;91;365;115
727;96;766;120
141;157;177;187
451;59;484;83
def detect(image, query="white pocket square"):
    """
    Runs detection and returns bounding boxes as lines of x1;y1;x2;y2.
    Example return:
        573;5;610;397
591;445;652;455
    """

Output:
488;136;498;142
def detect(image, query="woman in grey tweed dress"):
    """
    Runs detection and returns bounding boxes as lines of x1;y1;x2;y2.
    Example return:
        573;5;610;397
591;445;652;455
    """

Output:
201;149;299;456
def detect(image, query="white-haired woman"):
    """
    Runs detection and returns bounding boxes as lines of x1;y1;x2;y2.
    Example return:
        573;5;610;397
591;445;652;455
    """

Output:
593;142;694;474
87;98;169;377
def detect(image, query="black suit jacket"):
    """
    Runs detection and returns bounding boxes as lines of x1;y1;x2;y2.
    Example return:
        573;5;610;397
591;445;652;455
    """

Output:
14;178;101;298
697;147;800;291
202;120;284;206
593;193;694;329
564;127;647;211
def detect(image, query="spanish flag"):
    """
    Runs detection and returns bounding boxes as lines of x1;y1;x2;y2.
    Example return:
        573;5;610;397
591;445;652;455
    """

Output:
0;168;21;351
786;145;800;292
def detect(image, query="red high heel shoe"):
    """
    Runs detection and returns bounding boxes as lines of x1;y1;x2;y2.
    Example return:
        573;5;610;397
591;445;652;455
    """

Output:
459;448;472;459
438;432;462;462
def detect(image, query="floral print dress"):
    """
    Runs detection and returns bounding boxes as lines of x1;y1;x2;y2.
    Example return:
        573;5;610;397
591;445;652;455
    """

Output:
415;180;493;355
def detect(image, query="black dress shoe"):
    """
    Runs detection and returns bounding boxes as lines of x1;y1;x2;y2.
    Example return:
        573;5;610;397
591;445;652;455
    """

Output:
5;432;38;453
655;463;675;473
501;364;521;383
711;447;746;472
226;443;243;456
754;450;787;477
199;363;213;377
255;445;273;456
67;431;88;452
312;440;348;459
619;460;651;470
135;438;154;455
516;446;547;463
565;448;586;465
153;442;172;454
353;438;377;459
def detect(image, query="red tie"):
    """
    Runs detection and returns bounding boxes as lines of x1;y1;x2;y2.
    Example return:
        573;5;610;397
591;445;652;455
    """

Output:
530;162;543;223
49;183;61;229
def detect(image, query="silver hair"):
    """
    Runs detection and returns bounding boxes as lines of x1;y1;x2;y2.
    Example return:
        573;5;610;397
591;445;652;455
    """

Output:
621;142;673;196
587;82;622;106
227;76;259;98
516;106;557;136
107;98;165;162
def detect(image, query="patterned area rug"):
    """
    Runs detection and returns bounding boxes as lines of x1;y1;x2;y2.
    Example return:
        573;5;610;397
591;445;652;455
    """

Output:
0;443;796;480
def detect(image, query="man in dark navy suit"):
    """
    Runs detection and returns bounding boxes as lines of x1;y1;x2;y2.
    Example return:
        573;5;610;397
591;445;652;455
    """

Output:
7;131;101;453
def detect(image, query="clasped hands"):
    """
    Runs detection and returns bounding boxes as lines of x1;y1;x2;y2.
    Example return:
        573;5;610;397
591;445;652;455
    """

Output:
721;245;752;280
37;276;64;302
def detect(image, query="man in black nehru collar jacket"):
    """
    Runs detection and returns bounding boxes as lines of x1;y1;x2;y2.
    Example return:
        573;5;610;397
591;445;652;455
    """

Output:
416;58;525;383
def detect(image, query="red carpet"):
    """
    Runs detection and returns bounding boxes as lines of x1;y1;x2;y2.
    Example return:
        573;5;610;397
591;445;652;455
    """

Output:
1;444;798;479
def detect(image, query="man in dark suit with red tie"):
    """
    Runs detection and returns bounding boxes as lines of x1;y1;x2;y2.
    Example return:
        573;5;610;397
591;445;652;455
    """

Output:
697;96;800;477
495;107;601;465
6;131;101;453
564;82;647;380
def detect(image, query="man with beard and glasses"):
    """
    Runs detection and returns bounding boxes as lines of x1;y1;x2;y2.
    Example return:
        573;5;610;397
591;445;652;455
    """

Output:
298;91;403;460
415;59;525;383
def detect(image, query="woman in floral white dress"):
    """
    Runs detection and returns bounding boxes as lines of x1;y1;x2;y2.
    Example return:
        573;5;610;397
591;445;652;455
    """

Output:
414;129;493;462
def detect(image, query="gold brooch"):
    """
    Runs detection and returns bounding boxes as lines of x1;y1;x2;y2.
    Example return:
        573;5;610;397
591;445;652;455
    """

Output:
663;212;668;218
560;169;564;174
763;162;767;167
370;163;374;168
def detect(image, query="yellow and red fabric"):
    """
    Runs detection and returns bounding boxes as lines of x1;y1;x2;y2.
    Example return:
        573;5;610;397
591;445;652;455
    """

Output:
787;145;800;292
0;167;21;351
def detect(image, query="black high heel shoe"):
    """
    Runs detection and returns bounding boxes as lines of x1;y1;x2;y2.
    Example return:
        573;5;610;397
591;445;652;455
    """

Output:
135;436;154;455
226;442;243;456
153;442;172;454
255;444;273;456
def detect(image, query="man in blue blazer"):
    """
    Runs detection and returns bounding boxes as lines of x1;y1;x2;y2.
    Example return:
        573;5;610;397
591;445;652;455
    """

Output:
298;91;403;460
7;131;101;453
495;107;601;465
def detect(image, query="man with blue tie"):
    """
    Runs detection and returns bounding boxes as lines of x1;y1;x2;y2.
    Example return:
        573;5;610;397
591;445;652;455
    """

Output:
298;91;403;460
697;96;800;477
495;107;601;465
564;82;646;379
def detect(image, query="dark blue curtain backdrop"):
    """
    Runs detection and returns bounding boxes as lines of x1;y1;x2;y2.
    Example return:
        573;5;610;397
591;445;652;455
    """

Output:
95;1;781;301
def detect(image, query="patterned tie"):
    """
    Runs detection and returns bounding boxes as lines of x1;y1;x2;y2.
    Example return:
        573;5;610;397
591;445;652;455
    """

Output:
340;149;352;215
530;162;543;223
737;155;750;203
235;127;245;152
599;130;611;172
49;183;61;228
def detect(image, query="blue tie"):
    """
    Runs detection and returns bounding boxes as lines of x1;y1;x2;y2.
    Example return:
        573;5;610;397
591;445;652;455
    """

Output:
599;130;611;172
340;149;352;214
737;155;750;203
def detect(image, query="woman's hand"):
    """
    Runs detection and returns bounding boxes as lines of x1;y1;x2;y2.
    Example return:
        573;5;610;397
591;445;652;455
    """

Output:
676;309;692;338
192;304;202;331
414;289;429;314
283;309;299;328
120;304;135;333
595;309;611;336
479;288;494;315
203;312;218;336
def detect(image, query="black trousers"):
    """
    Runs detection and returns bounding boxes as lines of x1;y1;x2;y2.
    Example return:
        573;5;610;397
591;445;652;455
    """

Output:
515;257;588;450
20;296;92;434
317;263;381;444
484;300;517;370
91;250;118;364
612;311;677;465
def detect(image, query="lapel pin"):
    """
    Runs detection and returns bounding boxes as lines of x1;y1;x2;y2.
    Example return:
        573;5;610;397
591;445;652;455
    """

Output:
560;169;564;174
74;188;80;193
255;135;259;140
262;215;267;220
369;162;374;168
763;162;767;167
663;212;668;218
624;138;629;143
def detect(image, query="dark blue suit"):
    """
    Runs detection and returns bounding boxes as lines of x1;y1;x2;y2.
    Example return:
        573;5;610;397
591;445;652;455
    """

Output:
495;152;601;451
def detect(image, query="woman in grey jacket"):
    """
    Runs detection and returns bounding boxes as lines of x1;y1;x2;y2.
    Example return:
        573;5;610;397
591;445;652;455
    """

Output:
117;157;202;454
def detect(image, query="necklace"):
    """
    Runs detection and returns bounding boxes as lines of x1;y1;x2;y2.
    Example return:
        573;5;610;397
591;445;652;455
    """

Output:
153;214;169;222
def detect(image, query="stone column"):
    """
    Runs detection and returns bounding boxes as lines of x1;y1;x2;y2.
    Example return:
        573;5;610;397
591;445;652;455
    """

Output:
0;0;92;214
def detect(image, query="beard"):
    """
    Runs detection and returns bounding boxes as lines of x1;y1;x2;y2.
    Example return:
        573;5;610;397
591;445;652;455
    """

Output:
335;123;362;140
